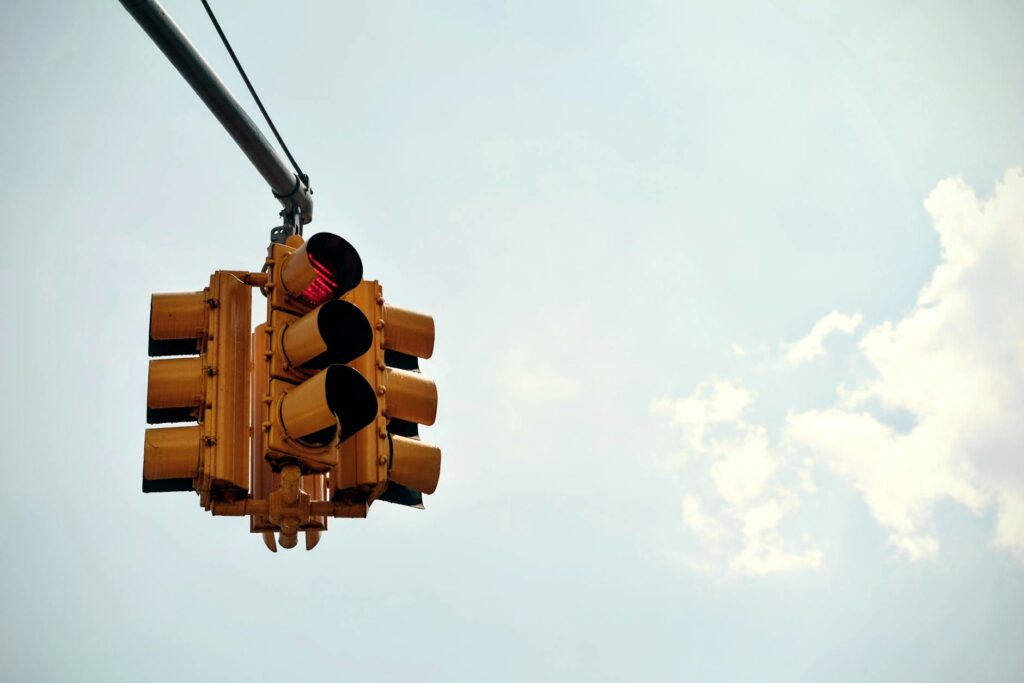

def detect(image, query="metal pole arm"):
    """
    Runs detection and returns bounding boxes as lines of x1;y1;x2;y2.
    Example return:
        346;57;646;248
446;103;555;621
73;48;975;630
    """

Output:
120;0;314;224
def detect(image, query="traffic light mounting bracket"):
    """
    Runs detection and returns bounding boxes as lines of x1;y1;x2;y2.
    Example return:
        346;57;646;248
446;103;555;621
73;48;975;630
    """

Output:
270;204;304;245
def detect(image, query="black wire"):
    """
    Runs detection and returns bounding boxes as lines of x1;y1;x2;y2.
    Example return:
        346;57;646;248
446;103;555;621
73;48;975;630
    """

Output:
200;0;309;189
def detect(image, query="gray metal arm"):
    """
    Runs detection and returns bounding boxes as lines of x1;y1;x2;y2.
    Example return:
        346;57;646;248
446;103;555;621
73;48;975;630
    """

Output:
120;0;314;226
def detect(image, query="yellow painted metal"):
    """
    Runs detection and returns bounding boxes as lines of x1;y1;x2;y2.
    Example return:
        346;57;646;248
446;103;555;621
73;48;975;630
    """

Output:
334;414;387;495
146;356;203;411
266;241;307;315
143;425;201;483
145;286;207;492
389;435;441;494
145;272;250;504
250;324;278;533
279;240;317;303
302;473;328;532
262;240;337;475
383;304;435;359
271;464;304;550
269;301;373;383
146;259;409;549
330;280;441;505
143;235;455;549
149;291;206;345
266;381;339;474
270;234;364;314
332;281;388;498
279;370;336;441
221;270;269;288
384;367;438;425
262;238;377;477
200;272;251;503
280;308;328;369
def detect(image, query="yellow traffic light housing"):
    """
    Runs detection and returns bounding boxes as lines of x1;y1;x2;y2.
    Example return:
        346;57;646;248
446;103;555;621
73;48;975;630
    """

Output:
330;281;441;508
142;232;442;552
144;272;251;505
260;234;378;475
269;232;363;312
269;299;373;381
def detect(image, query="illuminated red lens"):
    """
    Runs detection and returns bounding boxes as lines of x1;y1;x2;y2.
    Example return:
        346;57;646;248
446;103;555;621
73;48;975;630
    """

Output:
301;253;341;306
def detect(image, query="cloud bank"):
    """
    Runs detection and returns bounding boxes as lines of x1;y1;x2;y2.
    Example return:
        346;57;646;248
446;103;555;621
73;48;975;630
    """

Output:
654;169;1024;573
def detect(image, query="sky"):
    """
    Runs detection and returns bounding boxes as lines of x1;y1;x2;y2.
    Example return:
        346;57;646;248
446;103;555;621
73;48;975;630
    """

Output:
1;1;1022;681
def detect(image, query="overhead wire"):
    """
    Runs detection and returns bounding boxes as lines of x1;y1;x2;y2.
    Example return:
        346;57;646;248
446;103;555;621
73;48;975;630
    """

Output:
200;0;309;189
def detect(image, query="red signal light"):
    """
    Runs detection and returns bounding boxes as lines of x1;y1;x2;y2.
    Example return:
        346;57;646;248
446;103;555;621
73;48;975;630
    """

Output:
300;253;340;306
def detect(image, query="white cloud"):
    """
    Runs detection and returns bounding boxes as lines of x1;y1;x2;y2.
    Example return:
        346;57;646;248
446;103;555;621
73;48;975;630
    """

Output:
787;169;1024;561
783;310;863;367
653;382;821;575
730;493;823;575
786;408;982;559
889;533;940;562
994;493;1024;562
709;426;776;505
652;380;754;460
654;168;1024;572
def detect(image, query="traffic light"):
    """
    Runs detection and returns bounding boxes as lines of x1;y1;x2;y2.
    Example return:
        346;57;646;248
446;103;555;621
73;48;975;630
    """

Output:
330;280;441;508
259;233;378;476
142;233;442;552
144;272;251;506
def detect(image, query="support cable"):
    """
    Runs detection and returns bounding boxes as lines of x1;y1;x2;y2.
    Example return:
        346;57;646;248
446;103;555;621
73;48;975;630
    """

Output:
200;0;309;189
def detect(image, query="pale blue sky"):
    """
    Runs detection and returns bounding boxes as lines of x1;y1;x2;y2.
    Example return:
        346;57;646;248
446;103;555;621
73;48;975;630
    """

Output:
1;1;1022;681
